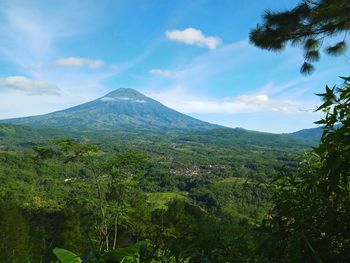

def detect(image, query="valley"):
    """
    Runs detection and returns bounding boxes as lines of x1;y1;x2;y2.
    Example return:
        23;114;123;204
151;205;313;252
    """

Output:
1;0;348;261
0;90;316;262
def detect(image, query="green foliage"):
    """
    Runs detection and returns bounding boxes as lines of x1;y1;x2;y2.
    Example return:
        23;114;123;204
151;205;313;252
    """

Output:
250;0;350;74
1;2;343;262
0;200;30;262
0;14;340;260
102;241;149;262
325;41;348;56
53;248;82;263
0;115;315;263
147;192;186;210
0;88;319;262
149;198;254;262
256;77;350;262
0;123;311;262
286;126;324;144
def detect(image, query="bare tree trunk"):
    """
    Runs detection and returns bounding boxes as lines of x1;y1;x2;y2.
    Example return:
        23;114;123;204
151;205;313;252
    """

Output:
113;216;118;250
95;177;109;252
87;154;109;252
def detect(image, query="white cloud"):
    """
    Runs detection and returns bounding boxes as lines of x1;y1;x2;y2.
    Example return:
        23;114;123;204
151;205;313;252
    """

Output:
52;57;105;69
166;28;221;49
149;69;173;77
0;90;92;120
237;94;269;105
0;76;60;95
100;96;147;104
0;1;98;73
100;97;117;101
0;1;159;119
145;86;309;115
134;99;147;103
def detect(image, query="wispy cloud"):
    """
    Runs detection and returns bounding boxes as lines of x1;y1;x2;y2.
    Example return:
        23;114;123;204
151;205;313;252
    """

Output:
0;1;345;132
51;57;105;69
0;0;122;117
140;38;327;119
237;94;269;105
0;76;60;95
0;1;80;72
145;86;309;115
167;40;250;88
149;69;173;78
166;28;221;49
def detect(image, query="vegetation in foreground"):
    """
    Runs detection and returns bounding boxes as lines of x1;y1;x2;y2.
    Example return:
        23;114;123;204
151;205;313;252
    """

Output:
1;77;348;263
1;0;349;262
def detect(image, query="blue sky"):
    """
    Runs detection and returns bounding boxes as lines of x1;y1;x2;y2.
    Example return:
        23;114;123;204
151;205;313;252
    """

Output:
0;0;348;133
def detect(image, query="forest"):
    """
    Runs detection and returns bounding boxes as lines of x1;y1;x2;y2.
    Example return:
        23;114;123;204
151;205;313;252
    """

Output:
0;0;349;262
0;125;301;262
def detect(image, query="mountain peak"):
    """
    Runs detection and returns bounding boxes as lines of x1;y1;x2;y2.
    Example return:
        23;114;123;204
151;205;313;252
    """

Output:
1;88;218;132
104;88;146;99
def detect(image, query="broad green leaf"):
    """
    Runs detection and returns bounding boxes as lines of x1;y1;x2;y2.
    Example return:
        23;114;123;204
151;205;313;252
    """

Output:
53;248;82;263
315;100;332;111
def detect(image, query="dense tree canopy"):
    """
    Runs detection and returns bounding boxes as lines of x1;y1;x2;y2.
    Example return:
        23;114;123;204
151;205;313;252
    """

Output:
2;1;349;263
250;1;350;262
256;77;350;262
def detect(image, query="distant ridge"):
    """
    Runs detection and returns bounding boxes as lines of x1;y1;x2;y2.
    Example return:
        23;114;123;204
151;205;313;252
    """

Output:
284;126;323;144
0;88;219;132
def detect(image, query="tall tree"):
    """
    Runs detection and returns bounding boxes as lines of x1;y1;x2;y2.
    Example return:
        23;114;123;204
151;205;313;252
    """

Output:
256;77;350;262
250;1;350;262
250;0;350;74
0;200;30;261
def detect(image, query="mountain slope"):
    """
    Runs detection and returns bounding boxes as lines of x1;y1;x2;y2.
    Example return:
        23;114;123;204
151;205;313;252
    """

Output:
284;126;325;144
1;88;218;132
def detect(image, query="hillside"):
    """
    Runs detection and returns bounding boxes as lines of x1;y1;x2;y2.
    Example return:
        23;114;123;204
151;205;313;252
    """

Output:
284;126;323;144
0;88;218;132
